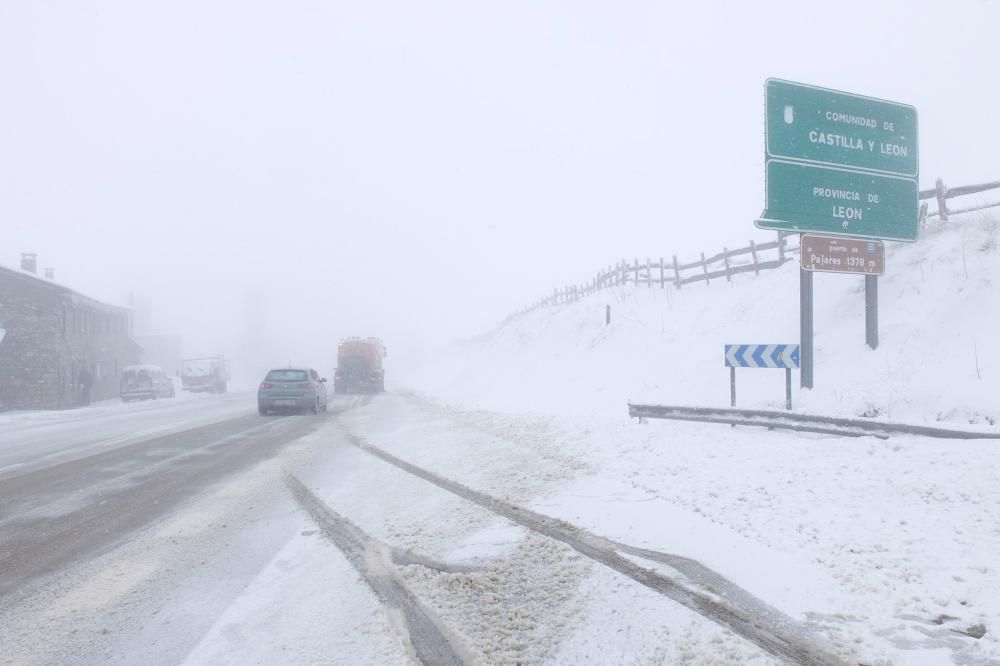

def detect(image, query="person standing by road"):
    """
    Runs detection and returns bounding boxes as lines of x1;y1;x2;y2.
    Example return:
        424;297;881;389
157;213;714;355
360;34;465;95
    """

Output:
78;364;93;406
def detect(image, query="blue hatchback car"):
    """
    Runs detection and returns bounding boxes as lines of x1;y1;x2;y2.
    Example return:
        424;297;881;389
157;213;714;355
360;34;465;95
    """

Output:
258;367;328;415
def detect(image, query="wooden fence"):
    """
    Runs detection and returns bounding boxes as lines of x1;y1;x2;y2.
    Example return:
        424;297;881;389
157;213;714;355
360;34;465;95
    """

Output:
504;176;1000;323
920;178;1000;221
503;234;797;320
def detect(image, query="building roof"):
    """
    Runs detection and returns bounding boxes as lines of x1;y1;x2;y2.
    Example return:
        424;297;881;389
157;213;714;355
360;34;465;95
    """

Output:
0;263;131;314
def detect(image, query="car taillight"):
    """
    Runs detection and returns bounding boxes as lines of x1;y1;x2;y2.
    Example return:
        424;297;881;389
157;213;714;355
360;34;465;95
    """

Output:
300;382;315;389
259;382;271;389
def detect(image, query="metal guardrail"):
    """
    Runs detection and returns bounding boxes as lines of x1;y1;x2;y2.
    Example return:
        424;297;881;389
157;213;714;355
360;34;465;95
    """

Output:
628;403;1000;440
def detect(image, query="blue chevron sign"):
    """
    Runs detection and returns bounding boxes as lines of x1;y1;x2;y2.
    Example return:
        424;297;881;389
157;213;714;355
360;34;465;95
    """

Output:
725;344;800;369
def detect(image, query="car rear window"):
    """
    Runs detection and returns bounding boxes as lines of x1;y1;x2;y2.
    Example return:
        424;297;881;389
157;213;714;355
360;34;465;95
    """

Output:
265;369;309;382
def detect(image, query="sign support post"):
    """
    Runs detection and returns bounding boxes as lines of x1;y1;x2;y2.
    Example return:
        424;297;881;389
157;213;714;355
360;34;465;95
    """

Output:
730;366;737;406
800;266;814;389
785;368;792;410
865;275;879;349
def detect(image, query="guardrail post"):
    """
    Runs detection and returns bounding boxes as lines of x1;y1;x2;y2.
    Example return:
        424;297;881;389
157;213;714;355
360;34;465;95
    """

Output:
778;232;786;263
935;178;949;221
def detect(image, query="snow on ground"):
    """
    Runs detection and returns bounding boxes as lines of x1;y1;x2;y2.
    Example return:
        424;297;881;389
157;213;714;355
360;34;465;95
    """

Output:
338;392;1000;663
377;213;1000;663
182;528;411;666
403;213;1000;427
321;405;784;664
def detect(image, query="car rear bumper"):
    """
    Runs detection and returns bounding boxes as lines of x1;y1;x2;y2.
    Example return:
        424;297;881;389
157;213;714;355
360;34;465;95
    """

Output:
121;389;156;401
258;395;316;410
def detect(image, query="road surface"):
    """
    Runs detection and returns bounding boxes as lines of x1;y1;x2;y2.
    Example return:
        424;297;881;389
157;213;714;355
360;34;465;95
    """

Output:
0;392;850;664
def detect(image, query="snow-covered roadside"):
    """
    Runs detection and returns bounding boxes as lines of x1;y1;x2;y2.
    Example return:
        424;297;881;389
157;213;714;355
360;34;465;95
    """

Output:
0;383;234;427
0;392;253;475
351;392;999;664
336;397;811;663
402;214;1000;428
379;213;999;661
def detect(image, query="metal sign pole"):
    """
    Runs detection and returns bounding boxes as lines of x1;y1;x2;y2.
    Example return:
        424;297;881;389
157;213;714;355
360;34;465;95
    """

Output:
865;275;879;349
785;368;792;409
730;366;736;406
800;266;814;389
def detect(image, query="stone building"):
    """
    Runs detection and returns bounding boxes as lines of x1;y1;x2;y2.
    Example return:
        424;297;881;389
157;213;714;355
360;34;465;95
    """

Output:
0;260;141;410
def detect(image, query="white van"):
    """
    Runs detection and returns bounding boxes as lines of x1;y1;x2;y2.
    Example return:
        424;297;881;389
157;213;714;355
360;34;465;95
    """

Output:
121;365;176;402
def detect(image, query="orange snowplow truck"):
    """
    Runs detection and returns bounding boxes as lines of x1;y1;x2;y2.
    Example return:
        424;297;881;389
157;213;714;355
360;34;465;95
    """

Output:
334;337;386;394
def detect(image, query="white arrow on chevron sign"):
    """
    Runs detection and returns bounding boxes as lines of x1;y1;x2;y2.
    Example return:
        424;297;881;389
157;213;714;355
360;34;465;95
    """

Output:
725;345;740;367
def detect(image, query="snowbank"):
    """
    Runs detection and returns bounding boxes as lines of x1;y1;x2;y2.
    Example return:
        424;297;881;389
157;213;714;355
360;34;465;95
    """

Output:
404;213;1000;427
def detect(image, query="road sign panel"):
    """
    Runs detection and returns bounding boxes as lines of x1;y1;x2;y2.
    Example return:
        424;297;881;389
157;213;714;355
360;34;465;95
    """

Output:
725;344;800;369
801;234;885;275
757;160;919;241
765;79;918;178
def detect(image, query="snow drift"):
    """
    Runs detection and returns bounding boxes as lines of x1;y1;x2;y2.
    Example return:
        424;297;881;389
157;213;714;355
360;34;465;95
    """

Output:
406;211;1000;427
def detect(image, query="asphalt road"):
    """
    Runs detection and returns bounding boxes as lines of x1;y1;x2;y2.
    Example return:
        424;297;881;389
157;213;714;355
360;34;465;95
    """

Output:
0;397;335;602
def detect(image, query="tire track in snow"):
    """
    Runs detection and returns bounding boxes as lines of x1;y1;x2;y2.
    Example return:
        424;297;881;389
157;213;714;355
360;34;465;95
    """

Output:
341;428;845;666
285;475;468;666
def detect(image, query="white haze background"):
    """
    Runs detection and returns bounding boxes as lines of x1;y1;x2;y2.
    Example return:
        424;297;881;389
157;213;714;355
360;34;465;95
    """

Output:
2;0;998;370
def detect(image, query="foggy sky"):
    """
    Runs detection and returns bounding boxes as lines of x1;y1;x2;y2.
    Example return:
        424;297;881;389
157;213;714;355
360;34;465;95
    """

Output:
2;0;998;369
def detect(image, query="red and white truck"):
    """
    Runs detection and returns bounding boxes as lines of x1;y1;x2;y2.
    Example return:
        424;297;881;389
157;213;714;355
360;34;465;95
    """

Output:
180;355;231;394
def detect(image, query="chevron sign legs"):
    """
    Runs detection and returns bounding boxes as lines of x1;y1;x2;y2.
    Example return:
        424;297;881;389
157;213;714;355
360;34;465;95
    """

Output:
724;344;800;409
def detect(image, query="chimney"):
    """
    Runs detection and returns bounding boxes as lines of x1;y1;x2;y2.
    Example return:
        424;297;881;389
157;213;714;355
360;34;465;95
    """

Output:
20;253;37;274
44;267;55;280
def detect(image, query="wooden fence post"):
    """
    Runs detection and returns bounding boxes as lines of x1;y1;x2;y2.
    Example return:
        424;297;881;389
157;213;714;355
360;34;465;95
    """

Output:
778;232;786;263
621;258;626;285
750;240;759;276
672;255;682;288
634;257;639;284
935;178;949;221
646;257;651;287
723;247;731;282
701;252;710;284
659;257;665;288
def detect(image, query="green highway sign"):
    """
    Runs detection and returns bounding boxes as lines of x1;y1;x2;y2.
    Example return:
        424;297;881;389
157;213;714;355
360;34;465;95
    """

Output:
759;161;919;241
757;79;920;242
765;79;918;178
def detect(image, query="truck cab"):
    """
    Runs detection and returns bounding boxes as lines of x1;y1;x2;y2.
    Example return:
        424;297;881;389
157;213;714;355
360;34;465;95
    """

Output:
180;355;231;393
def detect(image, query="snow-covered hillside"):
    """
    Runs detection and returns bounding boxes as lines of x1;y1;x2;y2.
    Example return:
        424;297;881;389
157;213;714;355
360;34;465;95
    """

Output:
407;212;999;427
390;212;1000;664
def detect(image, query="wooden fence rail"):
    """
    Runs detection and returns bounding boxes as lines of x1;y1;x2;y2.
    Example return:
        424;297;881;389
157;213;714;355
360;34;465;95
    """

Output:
919;178;1000;221
503;176;999;323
